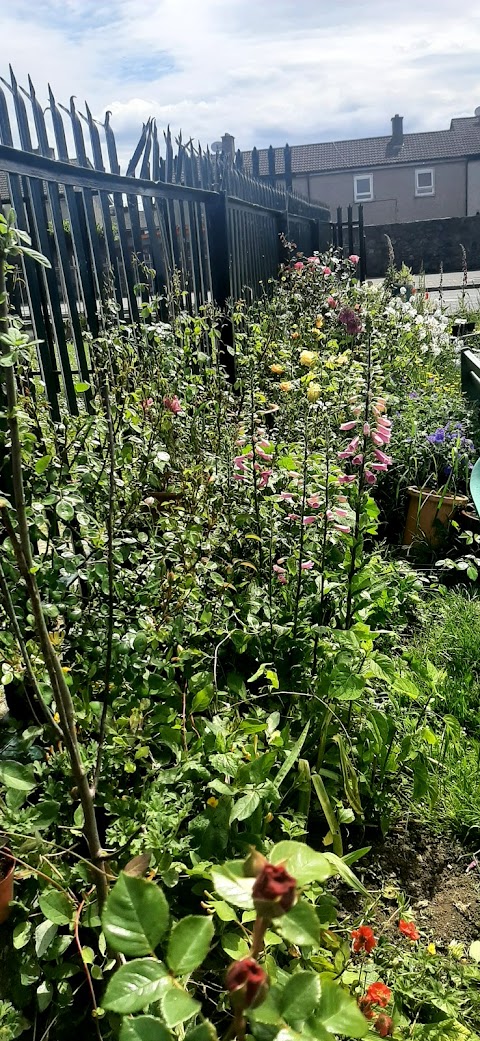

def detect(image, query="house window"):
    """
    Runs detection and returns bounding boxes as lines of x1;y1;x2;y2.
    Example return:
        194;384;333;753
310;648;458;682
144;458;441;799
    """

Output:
354;174;373;202
415;168;435;196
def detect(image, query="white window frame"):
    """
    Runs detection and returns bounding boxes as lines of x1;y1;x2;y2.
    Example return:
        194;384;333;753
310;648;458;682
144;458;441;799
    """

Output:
415;167;435;196
354;173;373;202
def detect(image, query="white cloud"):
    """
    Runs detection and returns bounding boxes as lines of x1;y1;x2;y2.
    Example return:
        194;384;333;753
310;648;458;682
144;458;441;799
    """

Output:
2;0;480;170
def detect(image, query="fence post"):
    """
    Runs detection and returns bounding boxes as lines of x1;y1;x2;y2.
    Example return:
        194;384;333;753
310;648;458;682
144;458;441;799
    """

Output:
205;190;235;381
336;207;343;250
347;205;354;256
284;144;292;194
358;204;367;282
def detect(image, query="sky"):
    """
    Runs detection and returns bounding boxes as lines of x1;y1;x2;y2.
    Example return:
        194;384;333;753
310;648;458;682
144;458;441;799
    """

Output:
2;0;480;172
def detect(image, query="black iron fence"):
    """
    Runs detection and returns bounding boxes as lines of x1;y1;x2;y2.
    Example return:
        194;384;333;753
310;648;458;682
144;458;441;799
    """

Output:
0;69;330;417
461;347;480;404
331;205;366;281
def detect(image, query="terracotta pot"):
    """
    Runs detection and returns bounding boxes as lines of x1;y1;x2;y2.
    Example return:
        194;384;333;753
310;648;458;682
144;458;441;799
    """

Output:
0;854;15;924
403;487;469;547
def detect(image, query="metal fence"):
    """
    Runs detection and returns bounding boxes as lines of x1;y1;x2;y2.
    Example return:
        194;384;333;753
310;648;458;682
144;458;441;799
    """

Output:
0;69;330;417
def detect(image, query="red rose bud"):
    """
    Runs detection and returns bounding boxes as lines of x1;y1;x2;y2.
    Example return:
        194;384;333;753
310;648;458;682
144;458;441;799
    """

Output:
375;1014;394;1037
358;996;375;1020
225;957;269;1010
243;847;268;878
252;862;297;918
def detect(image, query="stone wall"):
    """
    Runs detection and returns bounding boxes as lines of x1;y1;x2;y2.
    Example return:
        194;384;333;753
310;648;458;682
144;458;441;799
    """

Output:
364;215;480;277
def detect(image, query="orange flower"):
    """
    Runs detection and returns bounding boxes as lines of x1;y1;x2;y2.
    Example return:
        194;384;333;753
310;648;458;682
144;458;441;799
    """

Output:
270;363;284;375
291;331;300;340
365;982;392;1008
398;919;419;941
351;925;376;954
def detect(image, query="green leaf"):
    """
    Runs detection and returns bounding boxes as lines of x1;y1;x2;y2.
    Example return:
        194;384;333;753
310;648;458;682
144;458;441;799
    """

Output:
34;454;52;475
120;1016;173;1041
322;854;370;899
74;382;90;393
38;889;74;926
167;915;214;975
270;842;334;886
280;972;320;1024
37;980;54;1013
469;940;480;962
275;723;310;789
0;760;36;792
211;865;254;908
20;245;51;267
277;900;321;947
230;791;260;824
102;873;169;956
13;920;31;950
103;959;169;1014
56;499;75;522
160;986;201;1027
313;979;368;1036
221;931;250;960
185;1022;218;1041
35;920;58;958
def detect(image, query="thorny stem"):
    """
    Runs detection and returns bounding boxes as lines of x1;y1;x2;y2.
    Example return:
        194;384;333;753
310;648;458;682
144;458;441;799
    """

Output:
0;558;62;737
0;245;108;909
345;328;372;629
250;367;264;569
293;422;309;639
93;360;116;793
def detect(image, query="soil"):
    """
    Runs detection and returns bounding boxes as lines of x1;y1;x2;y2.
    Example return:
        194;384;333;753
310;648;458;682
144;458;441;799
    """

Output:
341;822;480;947
0;855;12;883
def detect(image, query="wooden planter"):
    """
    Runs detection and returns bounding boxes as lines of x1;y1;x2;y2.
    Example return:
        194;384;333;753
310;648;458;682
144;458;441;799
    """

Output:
0;854;15;924
403;487;469;547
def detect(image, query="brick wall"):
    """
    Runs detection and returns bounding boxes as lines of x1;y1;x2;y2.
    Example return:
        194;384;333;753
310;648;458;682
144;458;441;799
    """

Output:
364;215;480;277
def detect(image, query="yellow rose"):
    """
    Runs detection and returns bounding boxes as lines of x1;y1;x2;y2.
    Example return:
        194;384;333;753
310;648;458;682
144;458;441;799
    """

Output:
427;943;436;956
279;381;293;392
270;363;285;375
207;797;219;808
291;331;300;340
299;350;318;367
315;316;324;329
307;382;322;403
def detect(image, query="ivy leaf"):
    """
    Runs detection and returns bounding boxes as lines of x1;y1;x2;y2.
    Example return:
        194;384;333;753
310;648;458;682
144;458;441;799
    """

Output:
102;873;169;956
35;921;58;958
103;959;169;1014
280;972;321;1024
38;889;74;926
120;1016;173;1041
276;900;321;947
270;842;334;886
311;979;368;1036
159;986;201;1027
56;499;75;522
167;915;214;975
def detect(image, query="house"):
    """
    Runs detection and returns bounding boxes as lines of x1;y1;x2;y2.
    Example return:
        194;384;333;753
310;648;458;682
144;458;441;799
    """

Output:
238;113;480;225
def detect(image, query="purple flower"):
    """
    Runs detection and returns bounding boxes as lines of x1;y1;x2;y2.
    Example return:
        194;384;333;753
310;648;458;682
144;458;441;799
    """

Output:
408;391;419;400
427;428;446;444
338;307;363;336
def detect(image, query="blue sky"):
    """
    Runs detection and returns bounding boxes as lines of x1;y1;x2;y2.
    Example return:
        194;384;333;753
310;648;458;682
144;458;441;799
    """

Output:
2;0;480;171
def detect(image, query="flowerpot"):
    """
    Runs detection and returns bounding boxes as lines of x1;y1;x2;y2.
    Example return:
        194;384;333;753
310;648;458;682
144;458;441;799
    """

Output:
0;853;15;924
458;509;480;536
452;320;476;337
403;487;469;547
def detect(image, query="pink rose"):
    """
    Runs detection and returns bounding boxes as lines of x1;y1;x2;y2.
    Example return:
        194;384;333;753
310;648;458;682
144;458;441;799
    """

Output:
349;254;360;264
163;395;182;415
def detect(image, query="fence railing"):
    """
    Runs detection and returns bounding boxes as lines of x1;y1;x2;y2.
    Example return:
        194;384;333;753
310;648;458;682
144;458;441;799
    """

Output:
0;69;330;417
461;347;480;404
331;205;366;281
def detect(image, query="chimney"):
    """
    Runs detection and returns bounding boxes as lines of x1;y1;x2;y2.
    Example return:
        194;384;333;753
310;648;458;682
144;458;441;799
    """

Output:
221;133;235;160
391;114;404;148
